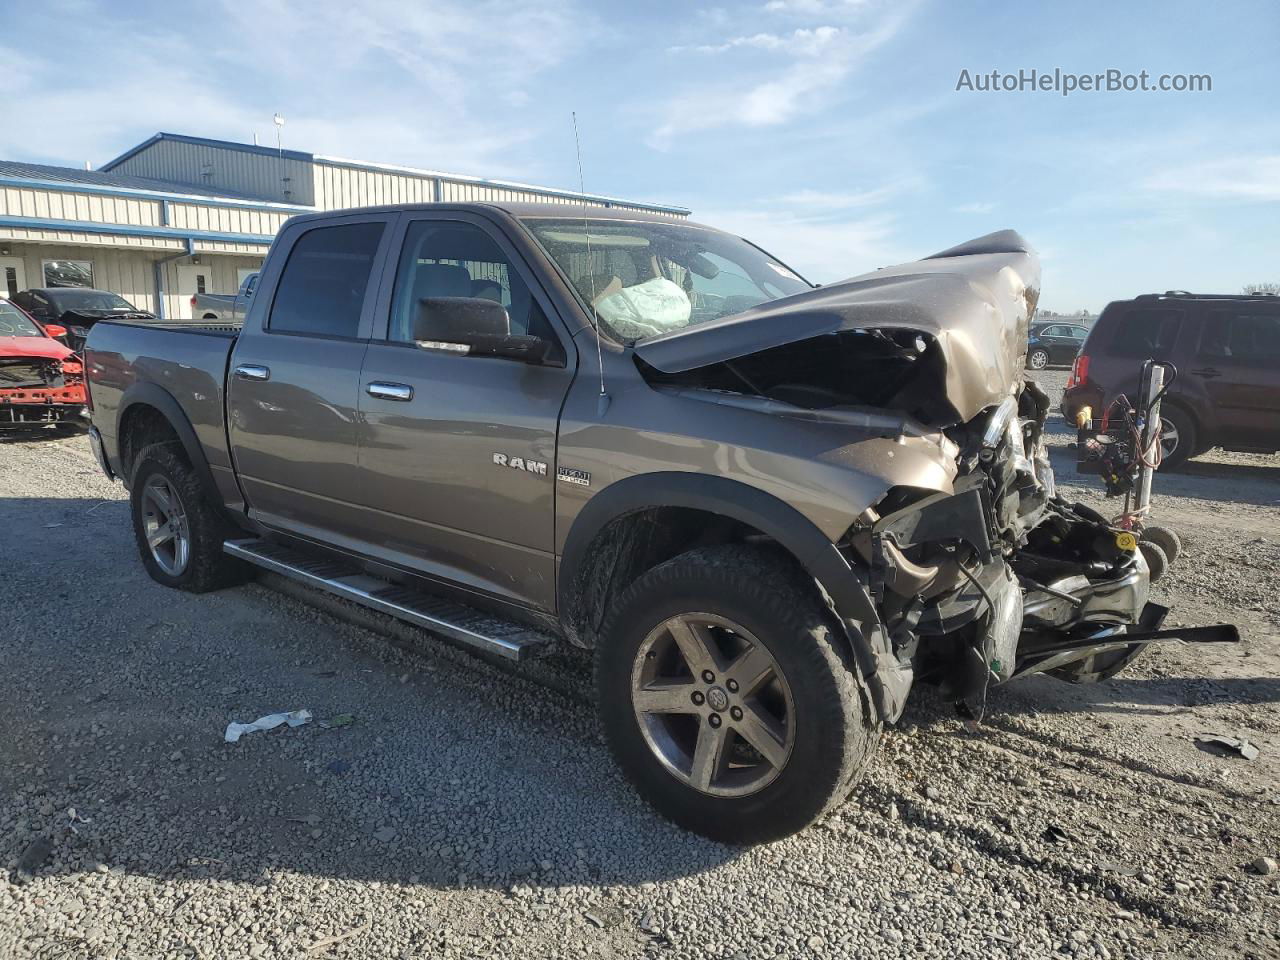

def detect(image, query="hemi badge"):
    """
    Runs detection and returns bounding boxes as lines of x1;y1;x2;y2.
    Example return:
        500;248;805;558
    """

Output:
557;467;591;487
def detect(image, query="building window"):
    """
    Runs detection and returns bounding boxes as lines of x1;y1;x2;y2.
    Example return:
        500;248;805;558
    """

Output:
42;259;95;288
3;266;17;298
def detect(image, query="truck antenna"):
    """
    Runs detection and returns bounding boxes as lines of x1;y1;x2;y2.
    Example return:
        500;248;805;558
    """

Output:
573;112;609;415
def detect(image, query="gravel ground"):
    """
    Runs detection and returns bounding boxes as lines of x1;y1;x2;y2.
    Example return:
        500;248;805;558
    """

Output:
2;368;1278;960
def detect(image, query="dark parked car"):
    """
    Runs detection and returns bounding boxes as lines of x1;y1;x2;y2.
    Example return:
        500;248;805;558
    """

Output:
1026;321;1087;370
1062;292;1280;468
11;288;154;351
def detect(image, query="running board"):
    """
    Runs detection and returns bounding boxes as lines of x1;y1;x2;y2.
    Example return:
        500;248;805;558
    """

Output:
223;538;550;662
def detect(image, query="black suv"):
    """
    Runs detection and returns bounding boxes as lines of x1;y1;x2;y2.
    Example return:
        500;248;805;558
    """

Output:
1062;292;1280;467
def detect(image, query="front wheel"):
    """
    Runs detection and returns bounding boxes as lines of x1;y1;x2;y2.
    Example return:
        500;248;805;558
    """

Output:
596;546;881;843
1027;348;1050;370
130;443;247;592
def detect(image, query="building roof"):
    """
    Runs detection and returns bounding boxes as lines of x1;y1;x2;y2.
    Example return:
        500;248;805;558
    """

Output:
98;131;691;216
99;132;313;171
0;159;278;203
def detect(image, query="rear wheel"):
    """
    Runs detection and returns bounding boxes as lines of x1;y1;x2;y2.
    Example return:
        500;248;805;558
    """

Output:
1028;348;1050;370
130;443;247;592
1157;405;1197;470
596;545;880;843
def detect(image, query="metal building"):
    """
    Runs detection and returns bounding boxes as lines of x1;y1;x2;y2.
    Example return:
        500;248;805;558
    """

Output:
0;132;689;320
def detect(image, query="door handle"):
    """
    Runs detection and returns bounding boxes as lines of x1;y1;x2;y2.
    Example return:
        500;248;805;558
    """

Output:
233;363;271;381
366;381;414;401
1189;367;1221;378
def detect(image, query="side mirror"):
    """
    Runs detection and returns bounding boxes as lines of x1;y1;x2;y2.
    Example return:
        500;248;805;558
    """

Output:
43;323;67;340
413;297;556;364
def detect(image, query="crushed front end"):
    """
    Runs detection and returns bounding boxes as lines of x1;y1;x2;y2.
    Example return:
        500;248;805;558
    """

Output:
845;377;1182;717
0;354;87;427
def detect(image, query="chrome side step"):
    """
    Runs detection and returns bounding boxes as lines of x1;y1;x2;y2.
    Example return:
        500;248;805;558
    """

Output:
223;538;550;661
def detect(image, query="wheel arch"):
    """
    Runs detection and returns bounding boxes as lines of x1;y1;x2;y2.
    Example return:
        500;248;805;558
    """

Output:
116;382;222;508
558;472;881;669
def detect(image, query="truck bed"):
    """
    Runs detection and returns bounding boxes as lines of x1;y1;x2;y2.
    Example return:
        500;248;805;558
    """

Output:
84;319;239;491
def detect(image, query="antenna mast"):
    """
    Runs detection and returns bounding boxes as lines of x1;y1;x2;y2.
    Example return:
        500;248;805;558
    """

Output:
573;112;609;413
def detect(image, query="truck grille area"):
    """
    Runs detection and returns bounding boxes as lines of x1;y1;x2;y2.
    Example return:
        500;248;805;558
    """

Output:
0;357;63;389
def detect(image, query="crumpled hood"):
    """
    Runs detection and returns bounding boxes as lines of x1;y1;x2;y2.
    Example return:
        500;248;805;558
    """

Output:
634;230;1040;424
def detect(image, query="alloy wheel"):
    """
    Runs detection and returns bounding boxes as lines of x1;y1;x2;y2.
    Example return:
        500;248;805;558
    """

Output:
630;613;795;797
1159;416;1180;460
140;475;190;577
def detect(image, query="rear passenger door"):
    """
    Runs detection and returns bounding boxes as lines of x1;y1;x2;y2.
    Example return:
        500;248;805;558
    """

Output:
228;214;396;542
353;213;576;612
1193;305;1280;447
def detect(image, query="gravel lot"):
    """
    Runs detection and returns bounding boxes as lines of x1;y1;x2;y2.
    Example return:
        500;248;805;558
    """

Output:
2;368;1278;960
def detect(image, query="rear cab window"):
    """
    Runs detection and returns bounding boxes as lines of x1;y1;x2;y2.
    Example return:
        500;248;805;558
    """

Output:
268;222;386;338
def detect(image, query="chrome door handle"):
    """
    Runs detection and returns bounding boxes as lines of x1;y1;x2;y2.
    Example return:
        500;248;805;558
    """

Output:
233;364;271;381
366;381;414;401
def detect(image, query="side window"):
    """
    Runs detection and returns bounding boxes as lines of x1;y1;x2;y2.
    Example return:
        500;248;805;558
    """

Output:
1070;326;1088;338
1110;308;1182;358
1201;310;1280;364
1041;325;1064;336
388;220;553;343
268;222;385;338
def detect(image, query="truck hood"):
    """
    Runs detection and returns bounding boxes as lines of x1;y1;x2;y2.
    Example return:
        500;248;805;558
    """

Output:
633;230;1040;425
0;335;72;360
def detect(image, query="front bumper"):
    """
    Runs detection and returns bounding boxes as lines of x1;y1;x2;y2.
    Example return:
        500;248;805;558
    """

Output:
0;400;87;427
1022;550;1150;632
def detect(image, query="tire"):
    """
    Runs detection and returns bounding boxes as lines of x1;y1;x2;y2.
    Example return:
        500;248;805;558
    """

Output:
130;443;248;593
1028;348;1050;370
1138;540;1168;583
596;545;881;844
1141;525;1182;566
1157;405;1197;470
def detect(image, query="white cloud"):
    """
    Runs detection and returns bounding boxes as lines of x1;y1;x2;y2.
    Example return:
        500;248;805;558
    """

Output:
0;0;595;177
777;185;902;208
700;205;907;284
952;201;996;214
672;26;843;56
649;2;918;146
1143;155;1280;202
763;0;870;13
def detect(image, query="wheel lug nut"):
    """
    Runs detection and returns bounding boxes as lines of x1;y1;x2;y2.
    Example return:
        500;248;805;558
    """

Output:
708;714;722;728
701;670;715;684
691;691;705;705
730;706;743;721
726;679;739;693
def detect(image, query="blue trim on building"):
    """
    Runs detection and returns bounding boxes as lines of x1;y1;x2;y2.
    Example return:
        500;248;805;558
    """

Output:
0;174;311;214
0;215;275;246
100;132;313;171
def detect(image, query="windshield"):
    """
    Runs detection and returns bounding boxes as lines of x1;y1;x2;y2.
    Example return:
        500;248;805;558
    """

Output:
49;289;139;312
0;301;44;337
523;217;811;342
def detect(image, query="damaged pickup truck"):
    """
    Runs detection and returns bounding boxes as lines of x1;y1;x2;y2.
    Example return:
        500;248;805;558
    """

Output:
0;298;86;428
82;203;1234;842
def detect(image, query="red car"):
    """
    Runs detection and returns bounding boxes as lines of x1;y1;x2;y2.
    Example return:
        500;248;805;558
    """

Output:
0;298;87;429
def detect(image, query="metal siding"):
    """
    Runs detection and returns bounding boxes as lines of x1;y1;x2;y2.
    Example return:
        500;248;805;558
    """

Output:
0;184;164;227
106;139;315;205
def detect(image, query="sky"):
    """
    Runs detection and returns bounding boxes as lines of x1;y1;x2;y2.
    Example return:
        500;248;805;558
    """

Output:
2;0;1277;311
